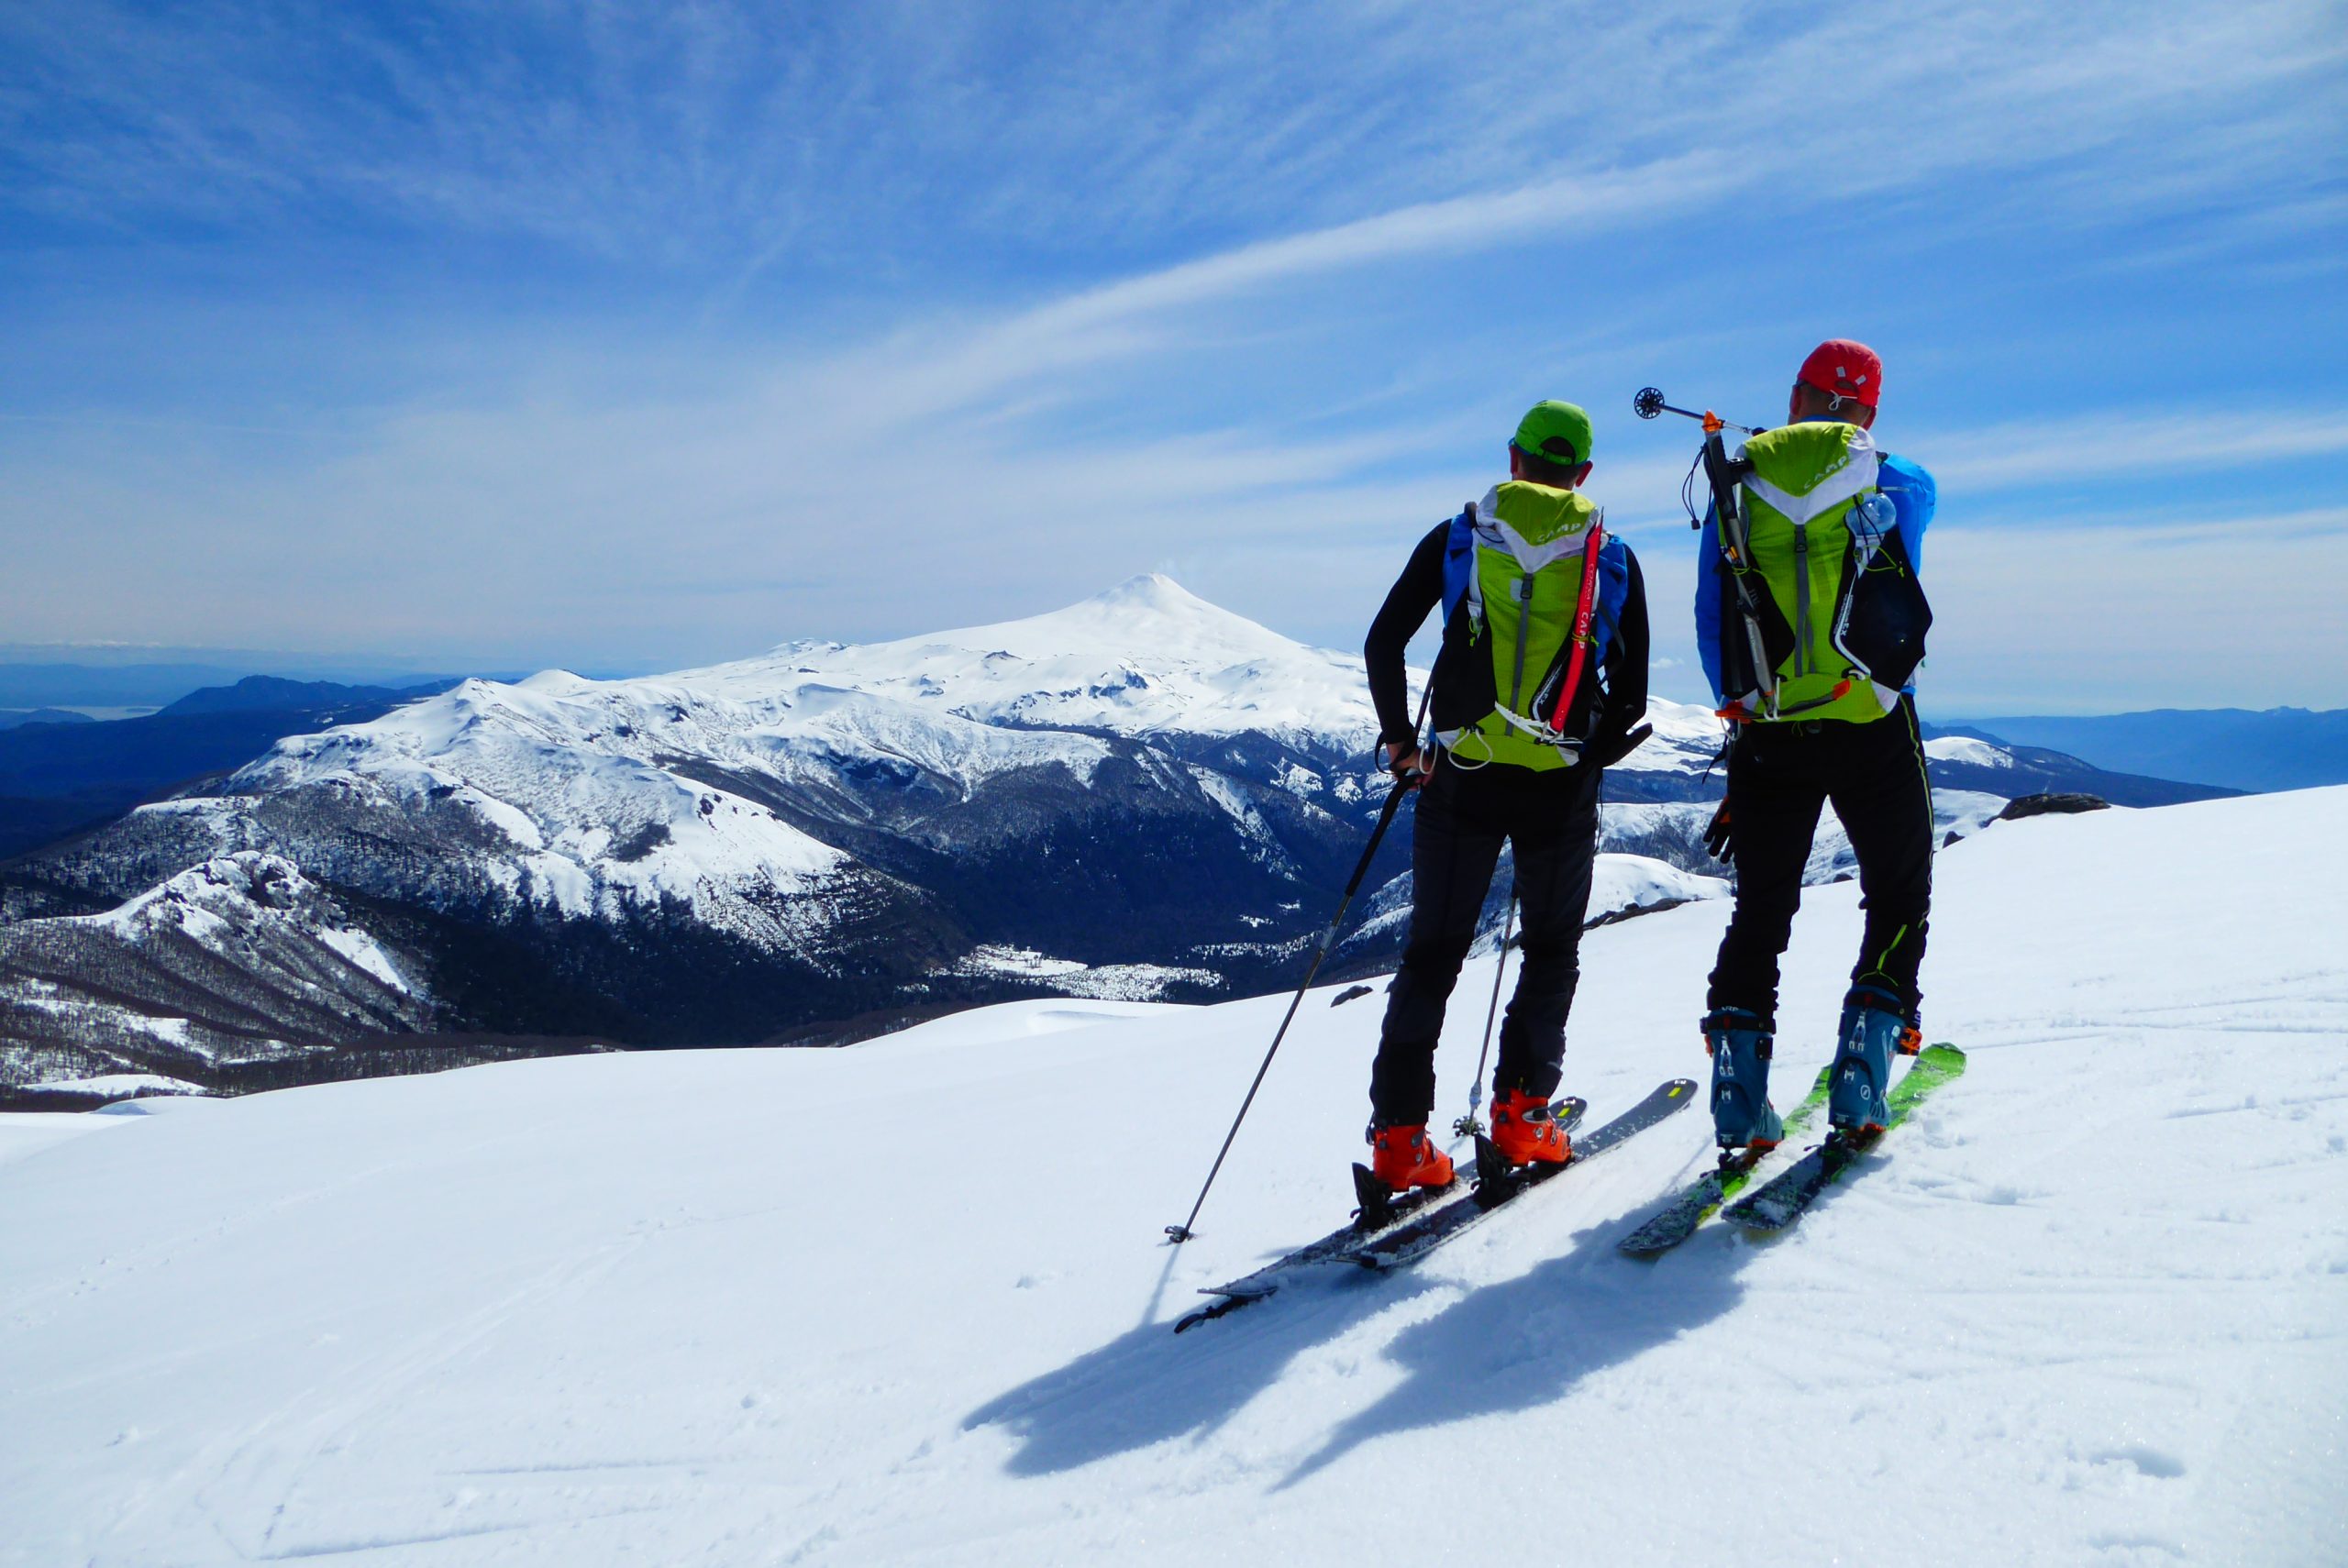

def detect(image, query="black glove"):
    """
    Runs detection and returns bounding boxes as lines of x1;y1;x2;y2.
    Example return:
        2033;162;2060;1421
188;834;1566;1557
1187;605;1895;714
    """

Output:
1383;741;1430;791
1702;801;1734;863
1588;722;1653;771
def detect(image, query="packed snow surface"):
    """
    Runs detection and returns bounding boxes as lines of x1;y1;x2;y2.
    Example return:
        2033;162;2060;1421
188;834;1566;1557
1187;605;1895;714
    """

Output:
4;790;2343;1566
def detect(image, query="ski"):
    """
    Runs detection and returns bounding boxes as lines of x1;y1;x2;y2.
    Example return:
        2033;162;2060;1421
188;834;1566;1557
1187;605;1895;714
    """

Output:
1172;1098;1588;1332
1616;1066;1833;1257
1721;1043;1966;1232
1339;1078;1700;1274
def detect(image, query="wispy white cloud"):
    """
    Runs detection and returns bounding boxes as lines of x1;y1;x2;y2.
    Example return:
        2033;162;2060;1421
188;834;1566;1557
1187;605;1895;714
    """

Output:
6;1;2337;283
1919;510;2348;713
1928;413;2348;491
693;3;2348;439
2;0;2343;719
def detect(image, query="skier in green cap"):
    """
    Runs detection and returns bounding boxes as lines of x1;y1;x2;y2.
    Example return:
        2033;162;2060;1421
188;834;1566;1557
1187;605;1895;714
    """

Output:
1357;400;1653;1192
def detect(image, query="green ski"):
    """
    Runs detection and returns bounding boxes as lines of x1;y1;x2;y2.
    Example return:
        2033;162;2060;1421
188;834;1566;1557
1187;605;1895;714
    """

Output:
1617;1065;1833;1256
1722;1043;1966;1232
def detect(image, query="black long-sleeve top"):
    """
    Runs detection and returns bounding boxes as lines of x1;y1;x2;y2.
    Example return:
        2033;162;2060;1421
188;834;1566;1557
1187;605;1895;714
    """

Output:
1364;519;1651;758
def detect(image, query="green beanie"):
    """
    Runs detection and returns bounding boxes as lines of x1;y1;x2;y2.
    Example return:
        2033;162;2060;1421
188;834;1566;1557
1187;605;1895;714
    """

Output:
1512;400;1594;468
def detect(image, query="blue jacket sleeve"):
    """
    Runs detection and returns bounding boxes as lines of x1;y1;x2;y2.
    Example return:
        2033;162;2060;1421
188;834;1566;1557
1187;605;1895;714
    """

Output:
1693;501;1725;706
1877;454;1935;573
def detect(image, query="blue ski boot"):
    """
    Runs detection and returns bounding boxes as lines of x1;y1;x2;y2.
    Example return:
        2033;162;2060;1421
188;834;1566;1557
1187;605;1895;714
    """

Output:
1704;1008;1783;1150
1830;985;1906;1134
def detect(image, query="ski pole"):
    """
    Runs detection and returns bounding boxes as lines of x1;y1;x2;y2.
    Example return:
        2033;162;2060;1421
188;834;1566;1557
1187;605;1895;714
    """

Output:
1454;885;1517;1138
1636;386;1780;716
1633;385;1764;436
1165;694;1431;1244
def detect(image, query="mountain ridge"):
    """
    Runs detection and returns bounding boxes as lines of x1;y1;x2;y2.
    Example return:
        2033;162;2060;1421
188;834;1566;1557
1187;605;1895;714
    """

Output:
1950;707;2348;793
0;579;2245;1099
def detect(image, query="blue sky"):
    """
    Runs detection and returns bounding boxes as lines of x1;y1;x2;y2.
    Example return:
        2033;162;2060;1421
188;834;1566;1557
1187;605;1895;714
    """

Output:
2;1;2343;715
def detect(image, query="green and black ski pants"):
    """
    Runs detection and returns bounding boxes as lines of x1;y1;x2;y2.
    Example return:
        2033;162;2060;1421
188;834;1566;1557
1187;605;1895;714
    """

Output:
1707;696;1933;1027
1370;752;1600;1127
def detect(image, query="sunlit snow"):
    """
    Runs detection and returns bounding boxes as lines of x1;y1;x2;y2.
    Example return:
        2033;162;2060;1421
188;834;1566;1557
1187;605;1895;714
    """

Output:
4;789;2341;1565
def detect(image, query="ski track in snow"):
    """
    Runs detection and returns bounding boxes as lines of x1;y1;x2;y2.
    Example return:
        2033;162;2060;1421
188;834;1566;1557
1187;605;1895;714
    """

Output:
3;792;2345;1565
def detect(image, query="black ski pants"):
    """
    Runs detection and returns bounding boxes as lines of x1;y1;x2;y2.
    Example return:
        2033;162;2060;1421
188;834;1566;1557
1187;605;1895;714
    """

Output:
1707;698;1934;1028
1369;754;1600;1127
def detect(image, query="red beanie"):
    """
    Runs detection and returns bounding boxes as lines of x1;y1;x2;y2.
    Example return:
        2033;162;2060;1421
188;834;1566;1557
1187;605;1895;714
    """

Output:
1797;340;1883;408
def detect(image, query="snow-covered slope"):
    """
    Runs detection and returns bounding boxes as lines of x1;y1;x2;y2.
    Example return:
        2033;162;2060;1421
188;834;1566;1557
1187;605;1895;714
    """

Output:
4;788;2341;1566
0;853;433;1097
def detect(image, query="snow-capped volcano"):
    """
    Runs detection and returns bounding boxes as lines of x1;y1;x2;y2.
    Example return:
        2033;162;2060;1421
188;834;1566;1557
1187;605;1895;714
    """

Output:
0;577;2205;1090
237;572;1404;858
6;579;1435;1069
692;572;1384;743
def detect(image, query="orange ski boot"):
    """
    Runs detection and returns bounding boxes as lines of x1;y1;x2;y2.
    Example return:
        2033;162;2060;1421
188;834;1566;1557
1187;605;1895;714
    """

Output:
1368;1123;1456;1190
1490;1089;1572;1167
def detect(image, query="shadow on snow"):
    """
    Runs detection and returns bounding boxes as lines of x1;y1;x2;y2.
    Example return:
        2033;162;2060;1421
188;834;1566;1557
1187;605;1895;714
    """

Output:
1275;1215;1752;1487
965;1204;1765;1483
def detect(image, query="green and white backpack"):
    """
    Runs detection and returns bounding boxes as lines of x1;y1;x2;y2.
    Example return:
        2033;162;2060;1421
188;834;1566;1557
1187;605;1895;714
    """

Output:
1715;422;1930;724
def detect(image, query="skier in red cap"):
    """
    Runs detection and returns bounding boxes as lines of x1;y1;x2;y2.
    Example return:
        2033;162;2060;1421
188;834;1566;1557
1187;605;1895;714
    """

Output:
1796;340;1884;412
1691;339;1938;1153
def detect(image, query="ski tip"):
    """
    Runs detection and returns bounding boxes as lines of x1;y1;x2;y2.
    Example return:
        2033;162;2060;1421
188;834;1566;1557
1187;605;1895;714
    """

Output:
1899;1043;1968;1087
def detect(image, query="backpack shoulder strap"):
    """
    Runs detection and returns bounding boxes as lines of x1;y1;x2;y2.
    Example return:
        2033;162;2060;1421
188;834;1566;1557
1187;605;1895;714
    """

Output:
1440;503;1480;626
